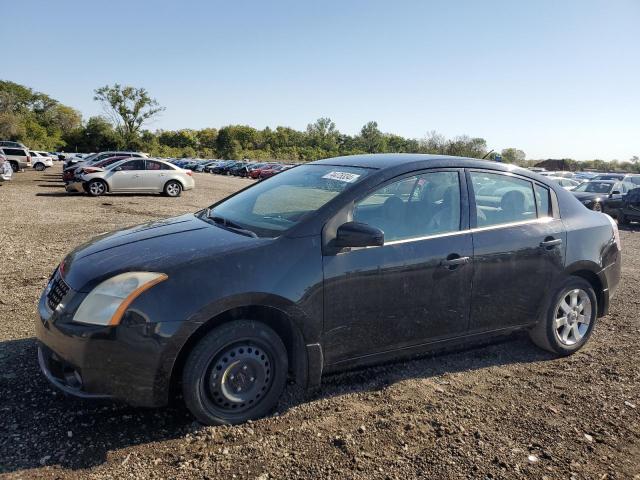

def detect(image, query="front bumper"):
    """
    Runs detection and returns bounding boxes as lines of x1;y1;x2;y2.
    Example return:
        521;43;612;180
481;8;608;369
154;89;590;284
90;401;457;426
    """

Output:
35;273;185;407
65;180;85;193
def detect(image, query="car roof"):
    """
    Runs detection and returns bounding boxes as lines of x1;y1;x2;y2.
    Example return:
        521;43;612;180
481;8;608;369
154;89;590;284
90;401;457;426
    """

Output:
310;153;533;175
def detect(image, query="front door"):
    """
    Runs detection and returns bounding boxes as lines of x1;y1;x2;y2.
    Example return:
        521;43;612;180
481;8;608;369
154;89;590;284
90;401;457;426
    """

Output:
108;159;145;192
468;170;566;333
322;170;473;365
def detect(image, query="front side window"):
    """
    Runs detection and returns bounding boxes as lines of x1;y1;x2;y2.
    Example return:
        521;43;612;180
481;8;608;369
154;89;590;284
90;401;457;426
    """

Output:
471;172;537;227
117;160;146;171
354;171;461;242
208;164;372;237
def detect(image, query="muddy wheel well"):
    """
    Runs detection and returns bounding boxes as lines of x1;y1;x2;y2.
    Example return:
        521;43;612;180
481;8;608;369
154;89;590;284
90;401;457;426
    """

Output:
571;270;604;316
169;305;307;397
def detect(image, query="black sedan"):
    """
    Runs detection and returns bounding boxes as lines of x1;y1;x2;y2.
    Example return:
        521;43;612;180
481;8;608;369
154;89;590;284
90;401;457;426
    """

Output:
570;179;635;214
36;154;621;425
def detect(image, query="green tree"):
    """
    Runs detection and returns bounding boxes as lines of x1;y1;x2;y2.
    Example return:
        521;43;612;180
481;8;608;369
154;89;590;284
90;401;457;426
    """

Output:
358;121;386;153
306;117;339;151
501;148;526;164
93;84;164;148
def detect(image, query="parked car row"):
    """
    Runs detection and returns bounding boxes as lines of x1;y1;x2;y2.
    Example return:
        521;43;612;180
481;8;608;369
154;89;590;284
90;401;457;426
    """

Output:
165;158;298;179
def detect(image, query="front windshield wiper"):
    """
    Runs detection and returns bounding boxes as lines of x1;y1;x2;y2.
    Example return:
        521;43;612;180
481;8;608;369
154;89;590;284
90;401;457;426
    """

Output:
206;210;258;238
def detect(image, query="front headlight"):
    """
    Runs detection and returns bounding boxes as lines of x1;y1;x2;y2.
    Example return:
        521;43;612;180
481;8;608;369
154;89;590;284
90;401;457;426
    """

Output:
73;272;168;326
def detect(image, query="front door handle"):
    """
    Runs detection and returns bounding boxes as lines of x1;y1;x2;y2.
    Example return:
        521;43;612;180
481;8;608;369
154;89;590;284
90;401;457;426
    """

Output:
540;238;562;248
441;254;470;269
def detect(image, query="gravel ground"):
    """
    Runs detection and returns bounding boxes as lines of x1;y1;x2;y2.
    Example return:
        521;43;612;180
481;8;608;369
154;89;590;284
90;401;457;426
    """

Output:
0;165;639;479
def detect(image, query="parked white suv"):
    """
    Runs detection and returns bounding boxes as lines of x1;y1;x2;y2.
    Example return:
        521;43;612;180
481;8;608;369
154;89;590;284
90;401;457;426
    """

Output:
30;151;54;171
0;147;31;172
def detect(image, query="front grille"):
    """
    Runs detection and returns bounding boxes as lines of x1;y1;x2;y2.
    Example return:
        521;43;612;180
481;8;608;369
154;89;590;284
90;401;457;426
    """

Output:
47;275;70;311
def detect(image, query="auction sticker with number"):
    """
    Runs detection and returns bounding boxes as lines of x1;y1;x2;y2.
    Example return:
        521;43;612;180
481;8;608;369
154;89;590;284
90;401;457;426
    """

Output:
322;171;361;183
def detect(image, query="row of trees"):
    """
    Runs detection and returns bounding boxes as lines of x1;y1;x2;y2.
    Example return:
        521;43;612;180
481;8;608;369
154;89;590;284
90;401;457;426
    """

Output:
1;80;638;172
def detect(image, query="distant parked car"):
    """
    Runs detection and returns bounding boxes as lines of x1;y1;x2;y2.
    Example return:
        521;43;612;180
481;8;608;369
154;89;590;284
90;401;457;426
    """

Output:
80;158;194;197
63;151;148;181
0;154;13;182
0;147;31;172
65;156;130;193
617;187;640;225
571;180;635;213
0;140;27;149
259;164;288;179
591;173;640;185
548;176;580;190
30;151;54;171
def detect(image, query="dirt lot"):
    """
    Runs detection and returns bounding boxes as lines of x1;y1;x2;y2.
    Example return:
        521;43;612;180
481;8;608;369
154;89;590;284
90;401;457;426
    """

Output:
1;165;639;479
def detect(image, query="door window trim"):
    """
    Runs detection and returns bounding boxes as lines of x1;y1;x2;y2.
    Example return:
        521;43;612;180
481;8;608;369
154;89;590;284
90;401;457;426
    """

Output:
326;168;470;251
466;168;560;229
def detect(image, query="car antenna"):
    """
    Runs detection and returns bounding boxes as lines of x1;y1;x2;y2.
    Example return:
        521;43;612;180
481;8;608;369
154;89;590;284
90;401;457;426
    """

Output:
482;149;495;160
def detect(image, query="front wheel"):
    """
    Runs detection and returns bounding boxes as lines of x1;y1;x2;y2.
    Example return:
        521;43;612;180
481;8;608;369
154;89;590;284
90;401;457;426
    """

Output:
87;179;107;197
182;320;288;425
529;277;597;355
592;202;602;212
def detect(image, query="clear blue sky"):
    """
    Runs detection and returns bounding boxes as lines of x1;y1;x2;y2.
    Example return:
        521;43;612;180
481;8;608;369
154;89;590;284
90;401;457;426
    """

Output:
4;0;639;160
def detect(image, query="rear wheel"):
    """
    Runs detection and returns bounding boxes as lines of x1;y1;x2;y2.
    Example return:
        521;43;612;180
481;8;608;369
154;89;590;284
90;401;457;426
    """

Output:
164;180;182;197
529;276;597;355
592;202;602;212
182;320;288;425
34;163;45;171
87;179;107;197
9;161;18;173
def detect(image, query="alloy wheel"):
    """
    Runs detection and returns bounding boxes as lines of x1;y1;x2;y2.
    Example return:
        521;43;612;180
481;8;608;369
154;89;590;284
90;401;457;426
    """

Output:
593;203;602;212
89;181;105;196
554;288;592;346
166;182;180;196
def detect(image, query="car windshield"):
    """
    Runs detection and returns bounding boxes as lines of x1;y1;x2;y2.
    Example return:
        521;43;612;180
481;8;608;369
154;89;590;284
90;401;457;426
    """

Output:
573;181;615;193
204;164;372;237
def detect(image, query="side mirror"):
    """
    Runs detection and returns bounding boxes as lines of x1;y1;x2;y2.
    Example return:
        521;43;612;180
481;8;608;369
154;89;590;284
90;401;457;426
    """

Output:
335;222;384;248
114;166;123;171
611;191;621;197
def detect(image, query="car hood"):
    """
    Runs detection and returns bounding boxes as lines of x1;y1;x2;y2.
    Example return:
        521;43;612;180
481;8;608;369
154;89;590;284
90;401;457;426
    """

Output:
62;213;266;292
571;191;605;201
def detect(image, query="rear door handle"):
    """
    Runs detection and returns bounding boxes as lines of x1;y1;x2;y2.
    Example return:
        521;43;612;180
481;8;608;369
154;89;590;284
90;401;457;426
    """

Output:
441;255;470;269
540;238;562;248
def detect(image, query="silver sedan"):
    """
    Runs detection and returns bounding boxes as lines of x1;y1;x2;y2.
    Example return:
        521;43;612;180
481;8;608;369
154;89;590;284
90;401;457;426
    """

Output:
80;158;195;197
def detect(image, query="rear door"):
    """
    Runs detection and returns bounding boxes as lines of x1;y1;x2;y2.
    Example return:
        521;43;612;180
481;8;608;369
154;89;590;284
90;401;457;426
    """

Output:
468;170;566;333
322;169;473;365
139;160;168;192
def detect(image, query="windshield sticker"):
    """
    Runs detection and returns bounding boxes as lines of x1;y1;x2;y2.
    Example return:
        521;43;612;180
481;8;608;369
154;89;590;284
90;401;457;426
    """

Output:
322;171;361;183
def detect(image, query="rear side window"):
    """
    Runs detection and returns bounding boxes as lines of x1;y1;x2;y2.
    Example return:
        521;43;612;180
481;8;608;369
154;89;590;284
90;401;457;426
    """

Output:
146;160;163;170
470;172;537;227
534;184;551;217
3;148;27;156
118;160;145;171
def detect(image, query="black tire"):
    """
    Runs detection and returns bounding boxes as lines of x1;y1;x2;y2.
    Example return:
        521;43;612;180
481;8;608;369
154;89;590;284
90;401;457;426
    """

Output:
529;276;597;355
87;179;107;197
592;202;602;212
182;320;288;425
163;180;182;197
34;163;45;171
9;161;18;173
618;210;630;225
